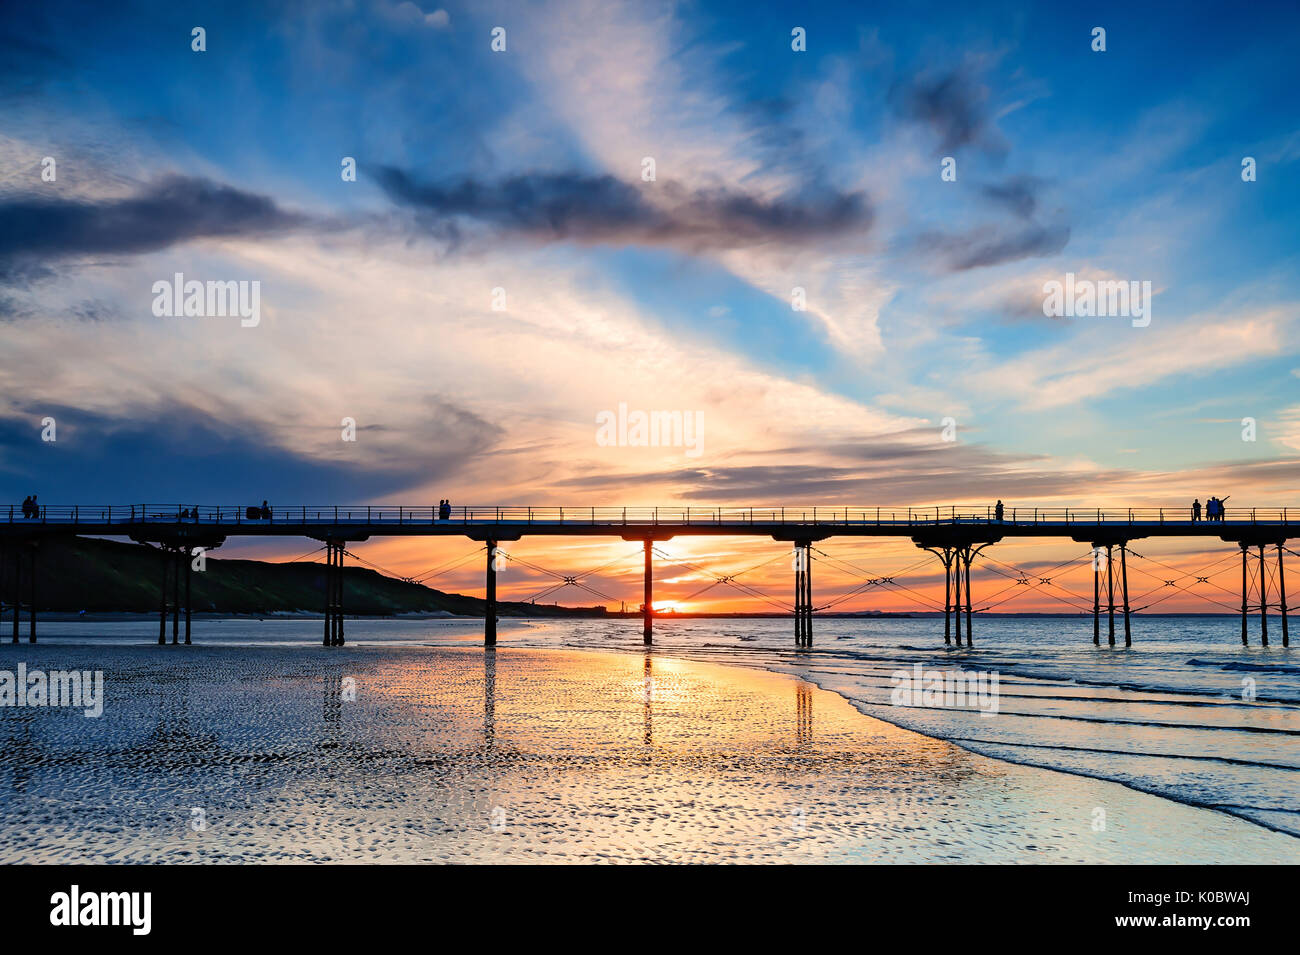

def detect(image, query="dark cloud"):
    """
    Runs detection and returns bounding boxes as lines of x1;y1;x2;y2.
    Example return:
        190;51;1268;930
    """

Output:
892;73;1069;271
980;175;1046;220
551;439;1119;504
0;398;500;503
374;167;872;251
916;220;1070;271
0;176;310;284
891;66;1005;157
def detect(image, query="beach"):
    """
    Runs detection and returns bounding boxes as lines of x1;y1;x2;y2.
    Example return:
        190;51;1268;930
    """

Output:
1;639;1296;864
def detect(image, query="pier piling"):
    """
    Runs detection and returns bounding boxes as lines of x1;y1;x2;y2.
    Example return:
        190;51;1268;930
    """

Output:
158;547;168;645
172;546;180;644
1279;543;1290;647
1241;543;1250;646
953;548;963;646
26;544;35;643
9;544;21;644
793;541;813;649
643;539;653;646
1093;548;1101;646
943;548;953;646
1258;544;1269;647
185;550;192;645
1121;543;1131;647
962;545;974;646
485;539;497;647
322;540;346;646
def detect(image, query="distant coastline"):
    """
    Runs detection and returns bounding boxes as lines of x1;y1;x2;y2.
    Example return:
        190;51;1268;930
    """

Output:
12;537;606;618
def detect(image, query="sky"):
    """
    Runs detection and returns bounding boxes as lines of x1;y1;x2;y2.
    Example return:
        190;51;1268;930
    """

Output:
1;0;1299;614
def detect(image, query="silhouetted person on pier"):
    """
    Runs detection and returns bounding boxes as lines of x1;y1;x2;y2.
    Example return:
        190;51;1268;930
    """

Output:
260;500;272;521
20;496;31;518
1192;499;1201;522
439;499;451;521
995;500;1004;522
25;494;38;518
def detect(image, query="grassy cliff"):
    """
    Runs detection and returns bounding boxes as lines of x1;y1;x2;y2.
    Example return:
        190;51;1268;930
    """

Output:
7;536;608;617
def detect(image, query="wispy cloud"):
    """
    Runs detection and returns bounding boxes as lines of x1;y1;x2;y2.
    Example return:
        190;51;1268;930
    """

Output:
374;167;873;252
0;176;311;283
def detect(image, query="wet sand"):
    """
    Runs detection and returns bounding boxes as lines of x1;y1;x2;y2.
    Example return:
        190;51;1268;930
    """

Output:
0;644;1295;863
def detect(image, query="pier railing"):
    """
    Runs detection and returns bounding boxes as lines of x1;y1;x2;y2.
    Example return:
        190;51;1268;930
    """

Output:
4;504;1294;526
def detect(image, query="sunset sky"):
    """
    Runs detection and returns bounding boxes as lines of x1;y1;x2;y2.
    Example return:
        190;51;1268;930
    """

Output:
2;0;1298;613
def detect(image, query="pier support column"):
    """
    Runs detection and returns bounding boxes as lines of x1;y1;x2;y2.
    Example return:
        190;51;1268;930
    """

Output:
28;545;35;643
185;549;192;645
943;549;953;646
1241;544;1249;646
1106;543;1116;647
1120;543;1131;648
1093;548;1101;646
322;543;331;646
793;542;813;649
804;543;814;648
159;547;169;645
793;547;804;648
1258;544;1269;647
1278;543;1289;648
485;539;497;647
322;540;345;647
1;543;9;644
952;547;963;647
12;548;22;645
10;544;21;644
171;546;180;645
962;545;974;647
336;544;345;647
643;539;653;646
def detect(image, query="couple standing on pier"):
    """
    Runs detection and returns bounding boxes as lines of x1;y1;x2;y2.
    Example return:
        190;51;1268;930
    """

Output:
1192;496;1228;522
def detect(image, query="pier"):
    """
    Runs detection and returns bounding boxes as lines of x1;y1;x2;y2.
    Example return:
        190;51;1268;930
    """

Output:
1;503;1294;648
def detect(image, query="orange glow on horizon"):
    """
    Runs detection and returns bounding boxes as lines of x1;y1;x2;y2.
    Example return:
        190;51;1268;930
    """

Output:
219;528;1256;616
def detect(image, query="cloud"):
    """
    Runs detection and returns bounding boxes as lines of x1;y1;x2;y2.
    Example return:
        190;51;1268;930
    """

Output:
906;175;1069;272
0;397;501;503
546;427;1123;504
374;167;872;252
0;176;311;283
980;175;1047;220
915;220;1070;271
970;305;1294;409
890;66;1005;157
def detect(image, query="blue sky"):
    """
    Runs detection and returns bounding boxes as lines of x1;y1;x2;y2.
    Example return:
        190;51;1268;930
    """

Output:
2;0;1299;602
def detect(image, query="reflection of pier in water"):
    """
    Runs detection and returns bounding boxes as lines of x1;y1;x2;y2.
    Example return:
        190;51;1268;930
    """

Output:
643;653;652;747
796;682;813;747
484;647;495;751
